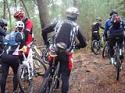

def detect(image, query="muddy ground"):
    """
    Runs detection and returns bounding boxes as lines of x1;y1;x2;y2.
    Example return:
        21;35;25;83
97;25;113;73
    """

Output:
4;49;125;93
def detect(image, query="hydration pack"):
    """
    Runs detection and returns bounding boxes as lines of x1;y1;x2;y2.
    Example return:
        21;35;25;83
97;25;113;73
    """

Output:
4;31;24;55
54;20;79;52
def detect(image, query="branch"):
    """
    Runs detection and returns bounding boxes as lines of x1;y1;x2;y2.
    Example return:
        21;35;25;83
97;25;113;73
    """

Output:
20;0;30;18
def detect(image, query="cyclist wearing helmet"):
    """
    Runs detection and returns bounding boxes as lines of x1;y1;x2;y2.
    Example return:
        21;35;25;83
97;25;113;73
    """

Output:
14;9;33;56
42;7;87;93
91;17;104;41
91;17;104;49
0;21;24;93
104;10;125;64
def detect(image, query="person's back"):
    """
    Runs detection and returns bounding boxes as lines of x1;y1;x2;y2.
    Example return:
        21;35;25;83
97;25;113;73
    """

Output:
54;19;79;51
91;17;104;41
104;10;124;64
42;7;87;93
92;22;100;32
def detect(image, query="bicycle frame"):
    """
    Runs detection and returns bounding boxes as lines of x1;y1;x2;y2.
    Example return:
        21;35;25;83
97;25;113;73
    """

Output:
21;48;34;80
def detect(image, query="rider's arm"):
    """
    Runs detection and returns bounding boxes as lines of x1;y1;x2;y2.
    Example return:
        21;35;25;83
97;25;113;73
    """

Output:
99;23;105;30
0;27;6;36
104;19;110;39
23;19;33;44
42;23;57;45
76;28;87;48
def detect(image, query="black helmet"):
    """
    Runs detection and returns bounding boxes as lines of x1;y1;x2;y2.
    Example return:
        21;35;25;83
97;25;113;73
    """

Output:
110;9;118;16
0;19;7;28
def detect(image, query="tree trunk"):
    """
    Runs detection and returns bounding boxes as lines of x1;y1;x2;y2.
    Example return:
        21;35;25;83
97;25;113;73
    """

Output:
3;0;6;19
14;0;17;9
73;0;78;7
36;0;49;28
20;0;30;18
6;0;12;30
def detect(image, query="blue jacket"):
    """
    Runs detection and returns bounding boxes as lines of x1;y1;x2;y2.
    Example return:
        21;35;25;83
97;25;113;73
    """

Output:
104;18;125;38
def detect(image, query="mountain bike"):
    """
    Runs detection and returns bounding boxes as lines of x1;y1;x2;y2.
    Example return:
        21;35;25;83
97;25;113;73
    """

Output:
32;43;47;76
39;52;60;93
17;45;47;93
39;42;68;93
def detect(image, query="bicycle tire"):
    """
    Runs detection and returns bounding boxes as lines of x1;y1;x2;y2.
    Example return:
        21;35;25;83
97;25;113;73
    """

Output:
39;75;51;93
33;56;47;76
115;63;120;80
17;64;33;93
91;40;101;55
41;48;49;64
49;62;60;93
102;44;109;58
114;45;122;81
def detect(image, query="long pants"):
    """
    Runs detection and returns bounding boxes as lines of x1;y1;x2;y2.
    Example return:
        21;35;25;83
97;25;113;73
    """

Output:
0;54;19;93
108;33;124;57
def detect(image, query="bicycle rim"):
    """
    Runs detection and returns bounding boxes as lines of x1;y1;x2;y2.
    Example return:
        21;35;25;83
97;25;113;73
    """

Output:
33;57;47;76
18;64;33;93
92;40;101;55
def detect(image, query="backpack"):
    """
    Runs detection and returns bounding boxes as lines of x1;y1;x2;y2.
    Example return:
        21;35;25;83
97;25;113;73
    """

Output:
4;31;24;55
54;20;79;52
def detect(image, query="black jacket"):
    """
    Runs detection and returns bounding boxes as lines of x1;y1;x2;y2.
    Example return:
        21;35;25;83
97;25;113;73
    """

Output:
42;19;87;50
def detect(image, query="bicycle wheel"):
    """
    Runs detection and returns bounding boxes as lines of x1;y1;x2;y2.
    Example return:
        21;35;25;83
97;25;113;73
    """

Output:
39;75;51;93
33;57;47;76
102;44;109;58
115;62;121;80
49;62;60;93
17;64;33;93
114;46;122;81
91;40;101;55
41;48;49;64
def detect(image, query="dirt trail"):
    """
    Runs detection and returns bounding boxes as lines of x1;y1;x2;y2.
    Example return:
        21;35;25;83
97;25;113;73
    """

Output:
69;50;125;93
4;50;125;93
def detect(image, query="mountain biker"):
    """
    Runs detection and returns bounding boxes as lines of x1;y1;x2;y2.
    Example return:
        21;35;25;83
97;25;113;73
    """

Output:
42;7;87;93
104;10;125;64
0;21;24;93
14;9;33;57
91;17;104;41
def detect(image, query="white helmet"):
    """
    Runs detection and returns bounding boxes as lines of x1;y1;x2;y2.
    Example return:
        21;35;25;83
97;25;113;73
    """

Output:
66;7;79;20
15;21;24;29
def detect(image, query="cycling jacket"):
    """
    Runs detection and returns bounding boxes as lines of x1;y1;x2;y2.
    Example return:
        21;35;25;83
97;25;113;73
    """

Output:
42;18;87;52
22;18;33;46
92;22;104;32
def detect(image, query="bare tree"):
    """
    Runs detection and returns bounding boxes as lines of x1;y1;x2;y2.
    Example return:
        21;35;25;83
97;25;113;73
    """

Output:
73;0;78;7
3;0;6;19
36;0;50;28
6;0;12;30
